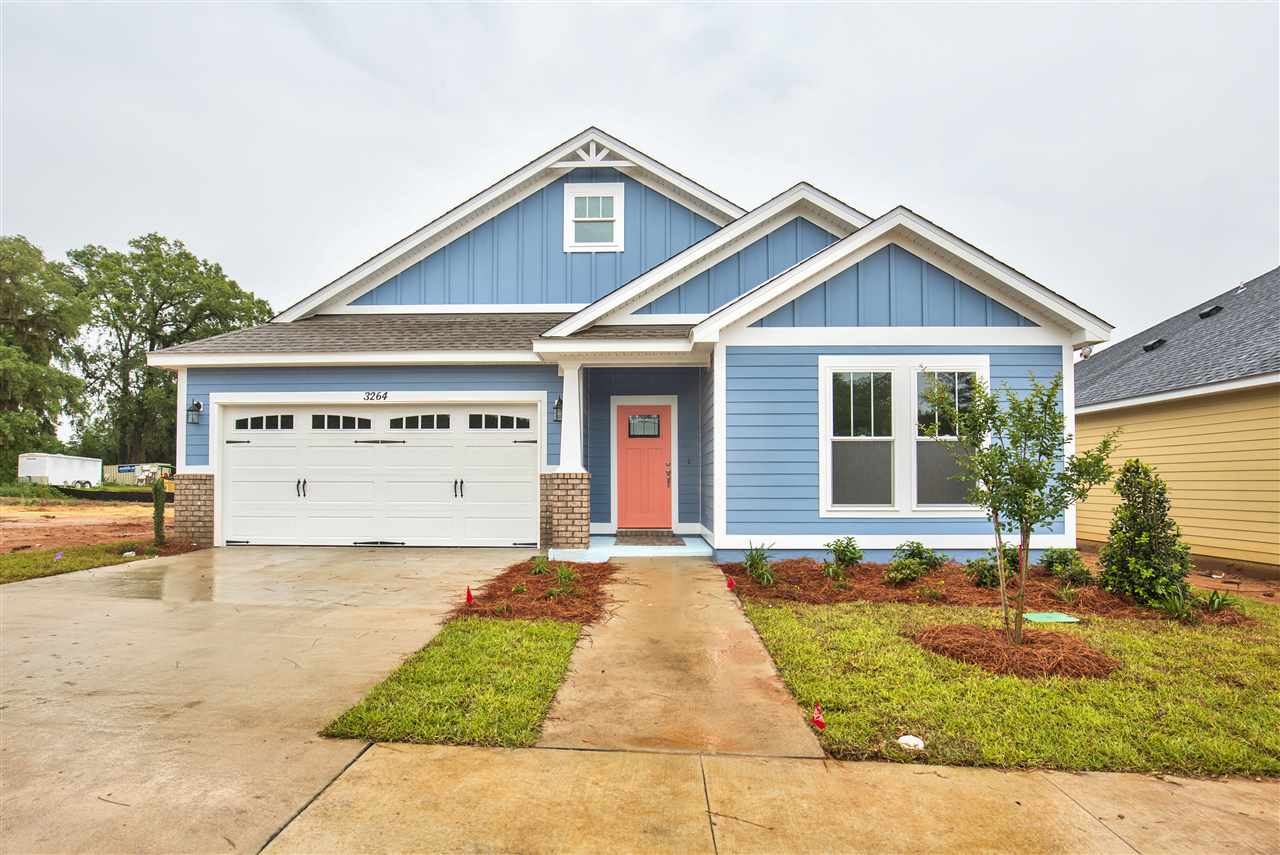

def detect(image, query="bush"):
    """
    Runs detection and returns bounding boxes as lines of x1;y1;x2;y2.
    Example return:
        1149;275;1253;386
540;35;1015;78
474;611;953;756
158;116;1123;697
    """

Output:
892;540;945;570
820;561;845;581
1099;459;1191;606
964;557;1000;588
152;479;166;546
992;542;1020;571
744;542;774;587
884;557;929;586
530;555;550;575
1041;547;1091;586
825;536;863;567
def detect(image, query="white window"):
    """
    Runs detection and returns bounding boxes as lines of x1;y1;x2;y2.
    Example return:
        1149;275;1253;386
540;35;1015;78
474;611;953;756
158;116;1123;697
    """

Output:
915;371;979;506
818;355;989;517
564;183;624;252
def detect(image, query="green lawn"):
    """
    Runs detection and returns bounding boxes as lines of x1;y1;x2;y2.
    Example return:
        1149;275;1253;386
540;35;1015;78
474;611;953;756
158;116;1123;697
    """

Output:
744;598;1280;775
0;541;163;585
324;617;581;746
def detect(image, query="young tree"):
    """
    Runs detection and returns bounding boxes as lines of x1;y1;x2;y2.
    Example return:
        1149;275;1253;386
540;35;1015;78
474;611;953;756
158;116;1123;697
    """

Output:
1098;459;1190;606
0;236;88;480
925;372;1117;643
66;234;273;465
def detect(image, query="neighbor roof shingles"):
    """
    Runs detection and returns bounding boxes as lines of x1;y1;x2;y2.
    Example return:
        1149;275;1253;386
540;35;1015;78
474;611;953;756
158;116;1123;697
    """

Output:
570;324;695;339
1074;267;1280;408
151;313;573;355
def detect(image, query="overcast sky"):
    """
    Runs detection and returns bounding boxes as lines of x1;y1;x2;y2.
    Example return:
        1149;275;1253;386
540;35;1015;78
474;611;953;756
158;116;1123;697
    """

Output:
3;2;1277;346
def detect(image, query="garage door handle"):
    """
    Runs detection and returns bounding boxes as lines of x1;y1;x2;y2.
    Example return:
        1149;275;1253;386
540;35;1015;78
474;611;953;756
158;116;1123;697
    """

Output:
302;479;307;497
512;440;537;444
453;479;457;498
459;480;464;498
296;478;301;497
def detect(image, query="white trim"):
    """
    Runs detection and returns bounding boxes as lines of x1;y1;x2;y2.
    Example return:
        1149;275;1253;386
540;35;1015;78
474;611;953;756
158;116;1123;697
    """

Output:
1075;371;1280;414
713;342;727;547
532;338;695;355
323;303;586;315
558;362;584;472
609;395;679;531
207;390;548;547
544;183;872;338
720;326;1071;347
714;533;1076;551
816;354;991;518
175;368;188;472
276;128;743;322
564;182;624;253
148;350;542;368
691;208;1112;346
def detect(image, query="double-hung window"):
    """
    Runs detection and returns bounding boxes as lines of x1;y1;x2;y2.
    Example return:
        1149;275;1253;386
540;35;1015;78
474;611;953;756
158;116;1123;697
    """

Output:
915;370;978;506
564;183;624;252
829;371;895;506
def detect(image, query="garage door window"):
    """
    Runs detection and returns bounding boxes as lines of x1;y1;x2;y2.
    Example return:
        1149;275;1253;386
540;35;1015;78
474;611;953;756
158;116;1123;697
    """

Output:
389;414;451;430
311;414;372;430
234;414;294;430
469;413;532;430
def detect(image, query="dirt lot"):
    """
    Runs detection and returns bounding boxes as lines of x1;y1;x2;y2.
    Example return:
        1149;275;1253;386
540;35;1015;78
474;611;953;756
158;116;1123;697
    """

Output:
1;501;174;551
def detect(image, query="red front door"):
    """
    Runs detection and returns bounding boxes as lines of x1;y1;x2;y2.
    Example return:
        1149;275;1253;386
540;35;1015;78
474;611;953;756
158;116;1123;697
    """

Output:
617;404;672;529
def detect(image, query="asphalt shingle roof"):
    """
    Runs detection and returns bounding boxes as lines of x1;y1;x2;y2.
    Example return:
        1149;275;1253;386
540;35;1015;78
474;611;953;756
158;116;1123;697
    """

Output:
570;324;695;339
1074;267;1280;407
152;313;573;354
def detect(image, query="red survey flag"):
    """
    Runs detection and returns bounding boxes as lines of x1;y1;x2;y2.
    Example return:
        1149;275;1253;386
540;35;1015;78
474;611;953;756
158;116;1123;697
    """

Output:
466;586;474;605
811;701;826;731
726;576;736;591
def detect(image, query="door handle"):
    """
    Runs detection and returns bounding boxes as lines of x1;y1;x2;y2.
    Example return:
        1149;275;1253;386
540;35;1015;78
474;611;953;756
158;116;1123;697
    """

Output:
453;479;457;498
665;463;671;487
296;478;301;497
459;480;464;498
302;479;307;497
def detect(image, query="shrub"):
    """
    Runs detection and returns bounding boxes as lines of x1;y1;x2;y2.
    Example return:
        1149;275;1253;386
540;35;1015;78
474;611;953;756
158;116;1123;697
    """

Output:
546;564;577;598
820;561;845;582
892;540;945;570
920;579;946;601
825;536;863;567
152;479;166;546
1041;547;1092;586
744;543;774;587
530;555;550;575
1099;459;1191;606
992;542;1020;571
884;557;928;586
964;557;1000;588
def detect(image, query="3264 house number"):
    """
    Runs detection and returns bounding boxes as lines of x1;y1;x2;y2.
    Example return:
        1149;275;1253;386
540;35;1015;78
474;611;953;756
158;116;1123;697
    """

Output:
363;391;389;401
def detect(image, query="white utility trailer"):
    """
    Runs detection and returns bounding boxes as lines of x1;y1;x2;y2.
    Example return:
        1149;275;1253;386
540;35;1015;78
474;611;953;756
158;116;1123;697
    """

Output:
17;453;102;487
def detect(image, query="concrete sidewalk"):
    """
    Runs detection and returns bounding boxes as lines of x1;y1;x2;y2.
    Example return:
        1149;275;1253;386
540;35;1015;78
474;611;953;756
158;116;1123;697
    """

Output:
264;744;1279;854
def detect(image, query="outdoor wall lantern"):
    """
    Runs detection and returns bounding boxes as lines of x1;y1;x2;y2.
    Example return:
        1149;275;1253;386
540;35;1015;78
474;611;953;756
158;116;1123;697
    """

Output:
553;396;563;423
187;399;204;425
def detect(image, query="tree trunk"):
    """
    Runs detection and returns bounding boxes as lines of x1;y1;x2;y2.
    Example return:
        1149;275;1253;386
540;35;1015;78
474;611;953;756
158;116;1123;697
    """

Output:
992;511;1012;641
1013;527;1031;643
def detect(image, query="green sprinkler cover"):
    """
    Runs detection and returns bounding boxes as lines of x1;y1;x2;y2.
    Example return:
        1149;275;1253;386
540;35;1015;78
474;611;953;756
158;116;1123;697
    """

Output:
1023;612;1080;623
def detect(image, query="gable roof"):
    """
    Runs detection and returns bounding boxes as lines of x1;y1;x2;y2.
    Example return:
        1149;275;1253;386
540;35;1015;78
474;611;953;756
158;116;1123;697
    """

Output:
1075;266;1280;408
689;206;1113;345
542;182;873;336
274;128;747;323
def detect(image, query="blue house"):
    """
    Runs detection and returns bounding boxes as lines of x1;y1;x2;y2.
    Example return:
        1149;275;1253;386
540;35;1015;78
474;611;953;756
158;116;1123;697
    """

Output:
149;128;1112;561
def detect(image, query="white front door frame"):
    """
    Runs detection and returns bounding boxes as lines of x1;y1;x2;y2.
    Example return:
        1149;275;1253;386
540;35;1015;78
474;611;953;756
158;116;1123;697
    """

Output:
608;395;680;533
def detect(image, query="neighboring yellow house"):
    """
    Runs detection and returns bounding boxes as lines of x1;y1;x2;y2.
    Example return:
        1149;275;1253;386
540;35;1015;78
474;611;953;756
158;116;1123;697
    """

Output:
1075;267;1280;575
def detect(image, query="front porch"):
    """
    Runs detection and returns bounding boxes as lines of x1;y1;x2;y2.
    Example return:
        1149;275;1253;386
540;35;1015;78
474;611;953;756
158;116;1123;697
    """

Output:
548;534;713;562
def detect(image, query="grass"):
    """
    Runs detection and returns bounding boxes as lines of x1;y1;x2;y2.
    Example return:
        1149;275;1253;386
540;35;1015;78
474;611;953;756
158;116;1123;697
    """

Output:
324;617;581;746
743;597;1280;776
0;483;82;505
0;541;163;585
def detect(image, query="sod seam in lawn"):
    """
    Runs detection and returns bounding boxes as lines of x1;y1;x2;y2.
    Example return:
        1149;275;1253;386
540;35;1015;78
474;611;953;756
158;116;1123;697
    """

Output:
323;616;581;747
743;597;1280;776
0;542;162;585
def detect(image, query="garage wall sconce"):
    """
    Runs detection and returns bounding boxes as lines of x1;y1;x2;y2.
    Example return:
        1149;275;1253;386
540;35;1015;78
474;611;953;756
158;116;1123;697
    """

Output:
186;400;204;425
553;396;563;423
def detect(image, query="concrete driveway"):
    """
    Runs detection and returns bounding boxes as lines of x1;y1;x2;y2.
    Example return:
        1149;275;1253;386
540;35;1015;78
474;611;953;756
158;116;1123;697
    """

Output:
0;546;525;854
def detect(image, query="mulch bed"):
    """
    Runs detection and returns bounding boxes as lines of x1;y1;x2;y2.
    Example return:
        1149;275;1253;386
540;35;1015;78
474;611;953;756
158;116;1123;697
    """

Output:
454;559;621;624
909;623;1122;678
720;558;1251;625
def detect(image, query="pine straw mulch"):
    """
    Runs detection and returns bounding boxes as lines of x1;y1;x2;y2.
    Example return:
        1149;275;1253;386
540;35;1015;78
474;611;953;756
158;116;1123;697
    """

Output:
453;559;621;624
720;558;1253;626
910;623;1122;678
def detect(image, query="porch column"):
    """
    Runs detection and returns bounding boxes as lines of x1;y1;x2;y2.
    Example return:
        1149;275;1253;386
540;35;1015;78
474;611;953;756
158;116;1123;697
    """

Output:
558;361;585;472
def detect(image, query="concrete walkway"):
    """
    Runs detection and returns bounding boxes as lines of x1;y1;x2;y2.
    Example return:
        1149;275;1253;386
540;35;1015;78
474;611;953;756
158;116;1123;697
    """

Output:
537;557;821;757
265;744;1279;854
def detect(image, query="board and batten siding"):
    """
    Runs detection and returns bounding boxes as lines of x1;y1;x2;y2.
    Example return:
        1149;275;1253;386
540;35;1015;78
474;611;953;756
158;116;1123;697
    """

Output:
350;168;716;307
583;367;702;526
184;366;564;468
1076;384;1280;567
724;345;1065;536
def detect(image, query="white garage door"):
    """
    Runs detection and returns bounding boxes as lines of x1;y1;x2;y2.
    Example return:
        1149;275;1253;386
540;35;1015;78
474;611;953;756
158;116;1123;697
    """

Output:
220;404;540;547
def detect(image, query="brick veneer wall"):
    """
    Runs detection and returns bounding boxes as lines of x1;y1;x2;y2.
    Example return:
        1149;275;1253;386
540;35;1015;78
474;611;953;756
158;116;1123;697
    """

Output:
174;473;214;546
540;472;590;549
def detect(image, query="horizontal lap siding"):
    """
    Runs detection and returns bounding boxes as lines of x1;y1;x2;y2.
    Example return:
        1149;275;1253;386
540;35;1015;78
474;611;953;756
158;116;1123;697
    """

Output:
352;168;716;306
584;367;702;526
725;345;1065;536
1076;385;1280;566
185;365;563;467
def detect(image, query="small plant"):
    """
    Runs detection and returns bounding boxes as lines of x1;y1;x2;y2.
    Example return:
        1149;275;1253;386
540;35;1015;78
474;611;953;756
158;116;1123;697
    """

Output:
1099;459;1191;607
1042;547;1092;586
545;564;577;598
892;540;945;570
1158;588;1198;624
884;557;928;586
152;479;166;546
744;542;775;587
1055;582;1079;606
820;561;845;582
512;582;527;594
964;557;1000;589
1199;589;1237;613
825;536;863;568
530;555;550;575
920;579;945;601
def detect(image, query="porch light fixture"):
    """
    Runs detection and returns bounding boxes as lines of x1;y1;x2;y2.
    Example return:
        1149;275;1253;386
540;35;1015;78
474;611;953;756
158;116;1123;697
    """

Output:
553;396;563;423
186;400;203;425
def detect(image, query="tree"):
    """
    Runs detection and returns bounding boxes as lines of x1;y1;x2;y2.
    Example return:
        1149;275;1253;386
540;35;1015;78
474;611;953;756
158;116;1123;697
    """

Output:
925;372;1117;643
1098;459;1190;606
66;234;273;465
0;236;88;481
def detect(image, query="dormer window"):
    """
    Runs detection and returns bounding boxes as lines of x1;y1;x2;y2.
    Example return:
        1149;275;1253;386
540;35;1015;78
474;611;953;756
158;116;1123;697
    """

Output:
564;183;624;253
